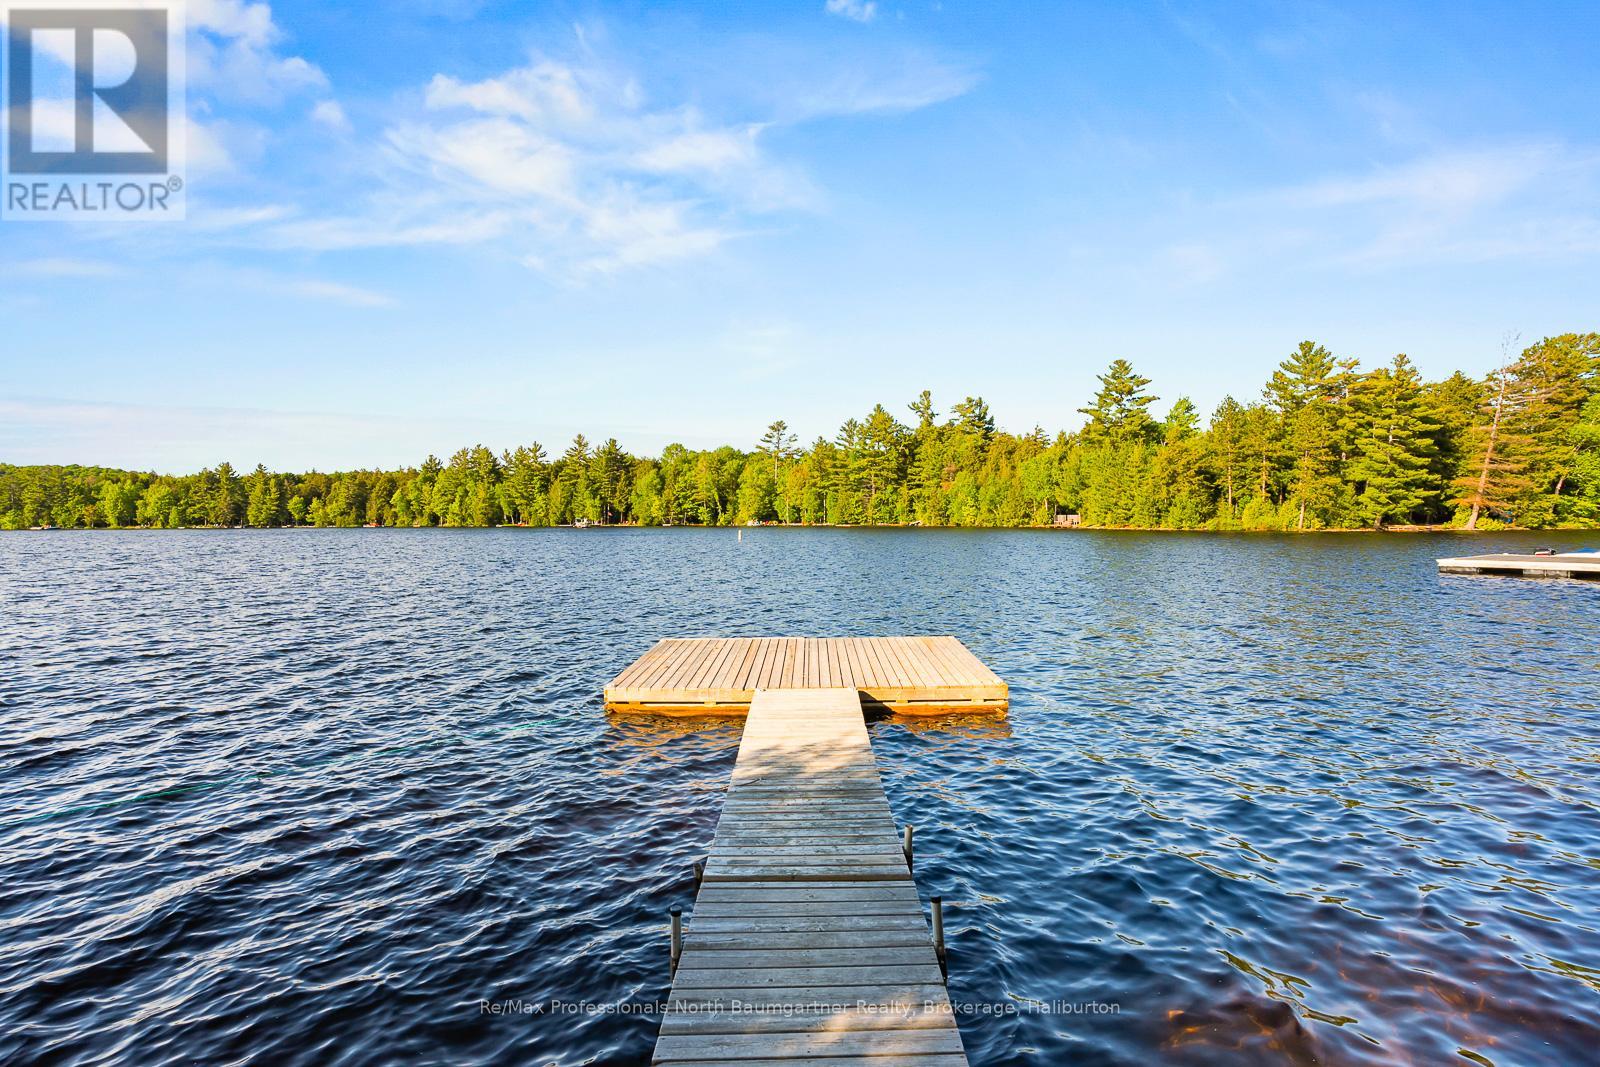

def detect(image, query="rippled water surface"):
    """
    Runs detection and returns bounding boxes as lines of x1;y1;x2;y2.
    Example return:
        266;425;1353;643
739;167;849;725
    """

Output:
3;529;1599;1066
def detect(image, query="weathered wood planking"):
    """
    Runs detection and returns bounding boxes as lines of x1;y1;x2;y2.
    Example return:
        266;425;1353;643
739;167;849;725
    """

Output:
606;636;1006;716
654;688;967;1065
1437;552;1600;579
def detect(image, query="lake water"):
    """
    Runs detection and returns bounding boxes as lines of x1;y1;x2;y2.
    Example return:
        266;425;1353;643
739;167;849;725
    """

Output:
2;528;1598;1066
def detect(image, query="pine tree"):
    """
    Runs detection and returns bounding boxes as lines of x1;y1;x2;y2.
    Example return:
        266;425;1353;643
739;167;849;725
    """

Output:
1568;393;1600;522
758;420;798;482
1079;359;1157;444
1266;342;1340;529
1347;355;1440;528
1456;361;1532;528
951;397;996;442
1508;333;1600;521
1207;396;1248;513
1423;371;1483;520
1266;341;1336;413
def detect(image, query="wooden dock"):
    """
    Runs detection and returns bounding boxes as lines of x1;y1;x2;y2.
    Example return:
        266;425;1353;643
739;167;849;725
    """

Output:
1437;551;1600;579
604;636;1007;716
653;688;968;1065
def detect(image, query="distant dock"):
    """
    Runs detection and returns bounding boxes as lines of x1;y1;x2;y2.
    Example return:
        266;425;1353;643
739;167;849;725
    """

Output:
1437;551;1600;579
604;636;1007;716
605;639;1003;1065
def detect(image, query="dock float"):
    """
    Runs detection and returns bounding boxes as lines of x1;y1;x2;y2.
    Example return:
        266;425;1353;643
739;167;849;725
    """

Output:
604;636;1007;716
652;688;969;1066
1437;551;1600;579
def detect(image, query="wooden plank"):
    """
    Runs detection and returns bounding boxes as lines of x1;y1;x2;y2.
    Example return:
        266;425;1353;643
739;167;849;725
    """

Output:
690;638;739;692
685;930;935;951
654;1028;965;1061
626;640;684;691
686;912;931;930
694;885;921;902
607;640;663;689
667;983;951;1009
659;1058;967;1067
663;638;716;691
659;1005;954;1035
669;963;947;988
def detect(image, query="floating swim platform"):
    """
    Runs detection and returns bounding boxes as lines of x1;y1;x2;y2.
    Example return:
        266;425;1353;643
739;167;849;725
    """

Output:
1437;551;1600;579
652;687;969;1066
604;636;1008;716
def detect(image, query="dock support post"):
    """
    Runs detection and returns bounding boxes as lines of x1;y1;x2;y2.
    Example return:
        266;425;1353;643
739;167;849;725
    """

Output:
902;824;915;865
691;859;704;888
931;895;946;978
669;905;683;976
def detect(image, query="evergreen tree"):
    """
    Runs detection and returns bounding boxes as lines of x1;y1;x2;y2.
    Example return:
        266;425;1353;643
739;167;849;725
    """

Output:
1347;355;1440;528
1207;396;1248;514
1507;333;1600;521
1457;361;1532;528
951;396;996;442
1079;359;1157;444
1266;342;1341;529
758;420;798;483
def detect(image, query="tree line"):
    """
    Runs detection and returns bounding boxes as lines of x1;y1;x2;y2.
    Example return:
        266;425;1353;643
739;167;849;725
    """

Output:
4;334;1597;532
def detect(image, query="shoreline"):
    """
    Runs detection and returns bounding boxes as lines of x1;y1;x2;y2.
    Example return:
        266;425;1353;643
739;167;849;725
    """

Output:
7;523;1592;535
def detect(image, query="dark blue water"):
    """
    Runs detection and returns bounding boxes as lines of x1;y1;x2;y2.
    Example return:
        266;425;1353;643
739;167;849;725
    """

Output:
2;529;1598;1066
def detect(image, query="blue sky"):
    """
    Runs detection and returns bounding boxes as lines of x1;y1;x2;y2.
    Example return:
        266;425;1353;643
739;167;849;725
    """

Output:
4;0;1598;472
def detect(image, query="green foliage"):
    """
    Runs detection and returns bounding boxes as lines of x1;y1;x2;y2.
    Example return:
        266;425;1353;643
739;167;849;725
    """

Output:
1345;355;1439;528
1079;359;1157;444
5;339;1599;532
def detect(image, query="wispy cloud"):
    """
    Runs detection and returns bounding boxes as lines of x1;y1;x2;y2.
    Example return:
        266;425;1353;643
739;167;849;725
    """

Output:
250;32;962;277
5;17;976;286
784;53;978;119
310;100;352;133
1150;142;1600;281
825;0;878;24
11;258;124;279
188;0;330;105
1280;143;1600;266
282;279;398;308
1284;145;1572;211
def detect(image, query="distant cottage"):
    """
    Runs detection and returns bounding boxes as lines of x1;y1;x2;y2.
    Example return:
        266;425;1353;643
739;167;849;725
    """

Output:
1054;513;1082;527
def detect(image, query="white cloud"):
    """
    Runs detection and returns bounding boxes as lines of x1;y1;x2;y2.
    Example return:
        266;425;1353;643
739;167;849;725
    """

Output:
283;279;398;308
187;0;329;105
11;258;124;278
189;0;278;48
387;117;577;199
187;202;297;232
786;54;978;118
825;0;879;24
259;48;830;276
1164;142;1600;277
263;210;518;252
1285;145;1568;212
635;127;761;174
25;22;972;281
425;62;594;124
311;100;351;133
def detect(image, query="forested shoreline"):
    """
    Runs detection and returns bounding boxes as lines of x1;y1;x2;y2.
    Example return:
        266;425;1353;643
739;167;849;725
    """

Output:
5;335;1598;532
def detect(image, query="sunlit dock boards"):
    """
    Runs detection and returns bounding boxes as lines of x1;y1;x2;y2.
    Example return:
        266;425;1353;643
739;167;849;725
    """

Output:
1437;552;1600;579
604;636;1007;716
653;688;968;1066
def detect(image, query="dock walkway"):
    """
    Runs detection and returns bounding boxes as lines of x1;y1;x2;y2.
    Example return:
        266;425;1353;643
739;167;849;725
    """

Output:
652;688;968;1066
